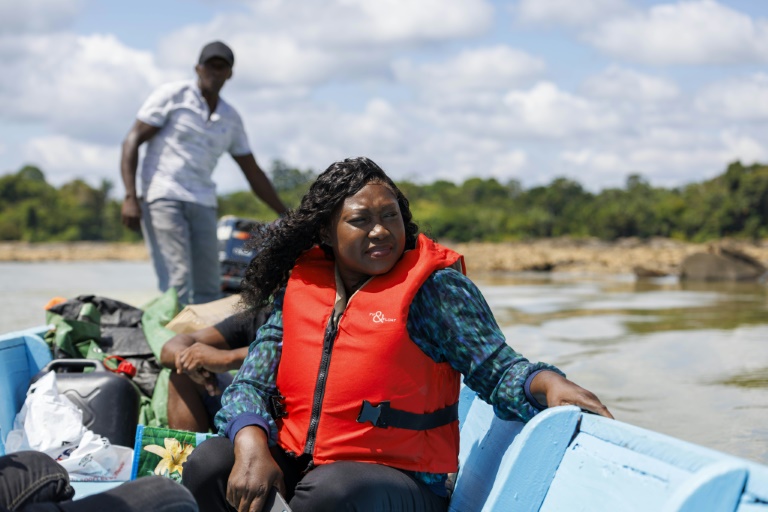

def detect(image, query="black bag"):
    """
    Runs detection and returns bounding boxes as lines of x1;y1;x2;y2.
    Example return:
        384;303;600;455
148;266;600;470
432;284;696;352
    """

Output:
45;295;162;398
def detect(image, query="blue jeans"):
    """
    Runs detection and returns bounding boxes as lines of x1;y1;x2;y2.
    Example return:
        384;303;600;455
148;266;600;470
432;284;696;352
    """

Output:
0;451;197;512
141;199;222;305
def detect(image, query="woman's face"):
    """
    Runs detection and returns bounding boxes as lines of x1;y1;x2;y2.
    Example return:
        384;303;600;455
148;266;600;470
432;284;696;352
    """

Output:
326;182;406;293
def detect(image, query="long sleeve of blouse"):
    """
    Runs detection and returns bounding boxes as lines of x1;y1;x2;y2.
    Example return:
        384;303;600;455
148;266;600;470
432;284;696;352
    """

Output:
215;267;563;443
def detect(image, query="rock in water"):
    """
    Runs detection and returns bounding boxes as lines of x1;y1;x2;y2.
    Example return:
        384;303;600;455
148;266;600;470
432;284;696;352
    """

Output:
680;246;766;281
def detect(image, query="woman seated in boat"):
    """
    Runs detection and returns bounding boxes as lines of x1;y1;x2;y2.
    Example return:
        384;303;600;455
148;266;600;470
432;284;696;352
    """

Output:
182;156;613;512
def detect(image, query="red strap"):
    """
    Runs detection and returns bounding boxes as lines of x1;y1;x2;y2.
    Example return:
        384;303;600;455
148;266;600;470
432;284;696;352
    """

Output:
103;355;137;378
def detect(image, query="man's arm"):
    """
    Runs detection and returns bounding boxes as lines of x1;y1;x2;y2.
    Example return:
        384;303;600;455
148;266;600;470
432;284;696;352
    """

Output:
160;326;228;369
120;120;161;231
231;153;288;215
160;325;248;374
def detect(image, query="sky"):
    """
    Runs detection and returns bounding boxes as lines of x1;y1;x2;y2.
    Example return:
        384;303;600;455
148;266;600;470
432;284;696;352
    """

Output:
2;0;768;197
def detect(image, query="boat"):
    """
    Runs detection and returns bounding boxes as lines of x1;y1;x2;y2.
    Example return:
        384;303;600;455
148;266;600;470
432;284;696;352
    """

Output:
217;215;264;293
3;326;768;511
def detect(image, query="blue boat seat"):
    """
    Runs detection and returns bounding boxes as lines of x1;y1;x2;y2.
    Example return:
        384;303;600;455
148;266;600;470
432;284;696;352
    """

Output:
0;326;52;455
0;327;123;499
451;386;768;512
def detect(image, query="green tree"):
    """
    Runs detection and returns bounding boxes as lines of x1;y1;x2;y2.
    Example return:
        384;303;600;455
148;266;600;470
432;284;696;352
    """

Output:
17;165;46;182
219;160;317;221
269;159;315;192
2;160;768;243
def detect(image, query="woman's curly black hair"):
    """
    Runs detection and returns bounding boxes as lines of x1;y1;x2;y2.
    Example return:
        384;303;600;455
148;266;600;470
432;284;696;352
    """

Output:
240;156;419;309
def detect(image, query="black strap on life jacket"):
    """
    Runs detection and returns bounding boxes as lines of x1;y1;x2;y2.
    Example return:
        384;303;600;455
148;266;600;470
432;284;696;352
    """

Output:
270;394;287;418
356;400;459;430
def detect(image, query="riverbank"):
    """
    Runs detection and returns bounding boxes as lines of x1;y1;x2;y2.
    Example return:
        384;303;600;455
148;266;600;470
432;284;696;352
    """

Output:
454;237;768;275
0;242;148;263
3;238;768;275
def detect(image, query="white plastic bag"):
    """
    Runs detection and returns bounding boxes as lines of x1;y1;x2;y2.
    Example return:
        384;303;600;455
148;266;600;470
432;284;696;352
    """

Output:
57;430;133;481
5;371;86;454
6;370;133;481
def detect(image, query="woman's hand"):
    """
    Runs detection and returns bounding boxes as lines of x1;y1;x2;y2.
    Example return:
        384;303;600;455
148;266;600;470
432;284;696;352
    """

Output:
227;426;287;512
530;370;614;419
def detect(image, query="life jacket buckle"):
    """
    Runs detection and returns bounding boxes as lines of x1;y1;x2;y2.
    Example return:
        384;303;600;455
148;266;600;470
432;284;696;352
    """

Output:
357;400;390;427
356;399;459;430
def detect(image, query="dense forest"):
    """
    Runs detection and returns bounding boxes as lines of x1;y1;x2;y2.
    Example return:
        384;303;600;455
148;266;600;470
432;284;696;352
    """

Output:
1;160;767;243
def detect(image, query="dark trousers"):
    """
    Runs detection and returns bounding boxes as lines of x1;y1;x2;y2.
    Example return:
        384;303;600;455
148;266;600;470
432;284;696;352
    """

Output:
0;451;198;512
182;436;448;512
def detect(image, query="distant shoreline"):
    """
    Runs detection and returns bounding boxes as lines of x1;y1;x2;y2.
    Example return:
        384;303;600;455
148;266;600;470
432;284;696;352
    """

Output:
0;242;149;263
2;238;767;275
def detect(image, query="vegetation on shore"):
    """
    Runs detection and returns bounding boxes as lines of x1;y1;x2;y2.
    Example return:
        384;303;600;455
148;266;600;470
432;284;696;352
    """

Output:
1;160;768;245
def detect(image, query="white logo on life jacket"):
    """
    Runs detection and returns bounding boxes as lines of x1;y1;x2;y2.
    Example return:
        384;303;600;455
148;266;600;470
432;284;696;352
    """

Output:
370;311;396;323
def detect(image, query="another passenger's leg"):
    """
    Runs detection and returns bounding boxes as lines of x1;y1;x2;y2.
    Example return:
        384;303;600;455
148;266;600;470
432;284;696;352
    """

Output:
24;477;198;512
0;451;73;511
167;372;212;432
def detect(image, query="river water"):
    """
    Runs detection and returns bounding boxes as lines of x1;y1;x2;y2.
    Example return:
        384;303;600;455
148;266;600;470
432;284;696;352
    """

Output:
1;262;766;465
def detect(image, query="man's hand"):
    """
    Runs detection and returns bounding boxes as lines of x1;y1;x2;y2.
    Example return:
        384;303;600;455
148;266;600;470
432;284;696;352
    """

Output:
161;326;247;396
121;196;142;231
176;343;234;374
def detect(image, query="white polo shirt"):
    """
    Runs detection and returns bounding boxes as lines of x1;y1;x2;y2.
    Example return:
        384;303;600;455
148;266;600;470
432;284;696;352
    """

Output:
137;80;251;208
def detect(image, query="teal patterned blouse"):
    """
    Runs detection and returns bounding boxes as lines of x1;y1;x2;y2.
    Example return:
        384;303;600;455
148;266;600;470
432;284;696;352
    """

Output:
215;267;563;496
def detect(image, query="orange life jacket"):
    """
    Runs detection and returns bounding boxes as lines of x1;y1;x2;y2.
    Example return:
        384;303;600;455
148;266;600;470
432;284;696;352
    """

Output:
277;234;464;473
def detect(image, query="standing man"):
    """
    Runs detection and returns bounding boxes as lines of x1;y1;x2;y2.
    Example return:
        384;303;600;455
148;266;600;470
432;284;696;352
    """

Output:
120;41;287;305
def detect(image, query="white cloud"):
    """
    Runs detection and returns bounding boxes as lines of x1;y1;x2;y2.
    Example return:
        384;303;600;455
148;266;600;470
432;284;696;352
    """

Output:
333;0;494;43
695;73;768;120
393;45;545;94
224;96;417;183
3;0;767;197
230;88;532;186
285;98;411;160
516;0;631;27
230;35;344;88
583;66;679;102
22;135;119;187
488;150;528;181
242;0;494;44
348;99;407;147
159;30;352;89
629;146;728;179
503;82;621;138
561;146;718;190
396;131;527;183
587;0;768;65
158;0;494;89
721;130;768;164
562;149;622;169
0;0;82;34
558;128;766;191
0;33;164;142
